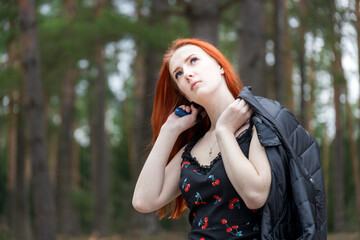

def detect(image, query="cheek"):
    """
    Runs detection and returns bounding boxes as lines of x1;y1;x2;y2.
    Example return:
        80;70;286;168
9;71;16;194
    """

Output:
172;79;189;97
178;83;189;95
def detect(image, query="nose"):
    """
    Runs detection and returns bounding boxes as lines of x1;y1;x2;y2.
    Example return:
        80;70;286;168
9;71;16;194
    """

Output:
183;66;193;80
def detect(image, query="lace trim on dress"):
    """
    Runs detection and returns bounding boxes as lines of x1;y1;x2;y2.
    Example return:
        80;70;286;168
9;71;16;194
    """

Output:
182;121;253;175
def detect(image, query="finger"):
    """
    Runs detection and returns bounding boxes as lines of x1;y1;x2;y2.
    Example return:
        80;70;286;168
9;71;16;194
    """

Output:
239;99;247;108
179;105;186;111
231;98;241;108
190;104;197;112
242;103;250;112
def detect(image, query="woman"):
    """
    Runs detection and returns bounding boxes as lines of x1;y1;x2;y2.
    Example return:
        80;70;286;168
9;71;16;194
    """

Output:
132;38;271;239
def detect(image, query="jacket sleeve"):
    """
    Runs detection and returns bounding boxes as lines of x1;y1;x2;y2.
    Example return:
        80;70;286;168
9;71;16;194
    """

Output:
251;117;290;239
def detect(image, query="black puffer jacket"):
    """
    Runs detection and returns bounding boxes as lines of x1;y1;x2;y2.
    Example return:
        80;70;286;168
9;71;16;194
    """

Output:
239;87;327;240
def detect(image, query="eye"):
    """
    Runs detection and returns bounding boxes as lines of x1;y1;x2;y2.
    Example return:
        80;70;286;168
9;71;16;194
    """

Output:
174;71;183;80
190;57;198;64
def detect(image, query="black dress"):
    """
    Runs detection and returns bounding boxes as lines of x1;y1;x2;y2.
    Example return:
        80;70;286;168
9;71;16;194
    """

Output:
179;123;262;240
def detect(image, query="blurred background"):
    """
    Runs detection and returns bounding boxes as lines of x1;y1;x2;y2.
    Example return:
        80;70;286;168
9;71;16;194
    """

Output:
0;0;360;239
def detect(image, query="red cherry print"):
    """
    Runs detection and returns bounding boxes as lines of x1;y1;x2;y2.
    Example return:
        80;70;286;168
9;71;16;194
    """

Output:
202;222;208;229
215;179;220;185
181;161;190;169
195;201;200;205
229;198;240;209
232;225;239;229
200;238;205;240
201;201;206;204
226;227;232;233
185;188;189;192
221;219;227;224
204;217;208;222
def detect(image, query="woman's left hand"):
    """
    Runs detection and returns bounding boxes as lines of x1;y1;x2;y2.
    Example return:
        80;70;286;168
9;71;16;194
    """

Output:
216;98;253;134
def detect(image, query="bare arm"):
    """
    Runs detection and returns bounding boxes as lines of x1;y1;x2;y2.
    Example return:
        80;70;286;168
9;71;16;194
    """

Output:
215;99;271;210
132;104;200;213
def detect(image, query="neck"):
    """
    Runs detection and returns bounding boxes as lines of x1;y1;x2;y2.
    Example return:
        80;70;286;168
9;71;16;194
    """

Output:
198;88;236;131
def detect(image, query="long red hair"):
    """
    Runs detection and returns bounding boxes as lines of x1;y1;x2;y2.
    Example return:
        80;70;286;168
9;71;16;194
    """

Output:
151;38;243;219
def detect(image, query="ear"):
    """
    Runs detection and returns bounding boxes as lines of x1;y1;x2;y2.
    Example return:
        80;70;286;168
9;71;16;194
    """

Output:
219;65;224;75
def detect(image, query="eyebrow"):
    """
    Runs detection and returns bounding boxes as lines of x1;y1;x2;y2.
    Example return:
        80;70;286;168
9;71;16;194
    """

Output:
172;54;195;76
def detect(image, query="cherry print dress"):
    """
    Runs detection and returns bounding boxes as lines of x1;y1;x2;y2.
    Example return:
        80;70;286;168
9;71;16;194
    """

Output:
180;121;262;240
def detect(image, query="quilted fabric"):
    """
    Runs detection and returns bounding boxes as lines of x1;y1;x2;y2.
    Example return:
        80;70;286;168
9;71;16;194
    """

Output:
239;87;327;240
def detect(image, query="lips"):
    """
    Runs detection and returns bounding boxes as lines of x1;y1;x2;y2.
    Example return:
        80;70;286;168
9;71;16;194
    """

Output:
191;81;201;90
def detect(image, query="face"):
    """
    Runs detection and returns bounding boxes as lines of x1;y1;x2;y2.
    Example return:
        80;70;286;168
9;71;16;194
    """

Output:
168;44;225;102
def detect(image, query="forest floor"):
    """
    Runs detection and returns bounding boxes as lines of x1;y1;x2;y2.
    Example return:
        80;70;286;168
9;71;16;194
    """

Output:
76;231;360;240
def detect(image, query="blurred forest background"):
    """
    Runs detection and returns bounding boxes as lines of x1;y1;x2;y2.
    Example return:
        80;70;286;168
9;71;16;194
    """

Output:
0;0;360;239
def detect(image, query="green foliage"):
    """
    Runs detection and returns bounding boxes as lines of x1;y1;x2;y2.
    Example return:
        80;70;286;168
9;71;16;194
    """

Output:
0;0;18;53
0;68;22;95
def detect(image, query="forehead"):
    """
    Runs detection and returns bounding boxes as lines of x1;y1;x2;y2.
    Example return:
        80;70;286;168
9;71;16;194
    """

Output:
169;44;211;72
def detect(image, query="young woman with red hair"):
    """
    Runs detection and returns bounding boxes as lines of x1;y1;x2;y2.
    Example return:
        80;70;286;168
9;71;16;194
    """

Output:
133;39;271;239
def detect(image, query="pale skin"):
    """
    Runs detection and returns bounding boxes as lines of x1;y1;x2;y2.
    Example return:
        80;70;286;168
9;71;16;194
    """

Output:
132;44;271;213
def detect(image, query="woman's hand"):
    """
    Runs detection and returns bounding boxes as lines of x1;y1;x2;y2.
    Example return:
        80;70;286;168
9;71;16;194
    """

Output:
216;98;253;134
162;104;204;134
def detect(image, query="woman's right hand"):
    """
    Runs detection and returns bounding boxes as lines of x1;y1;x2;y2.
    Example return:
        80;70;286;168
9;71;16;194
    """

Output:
162;104;203;134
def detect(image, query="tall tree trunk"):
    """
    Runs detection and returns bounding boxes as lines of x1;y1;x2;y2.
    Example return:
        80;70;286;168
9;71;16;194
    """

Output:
16;90;31;240
72;120;80;189
7;18;18;238
140;49;163;234
306;57;315;134
91;1;108;236
332;69;345;232
344;87;360;228
297;0;308;126
129;0;147;191
7;91;17;238
126;0;148;230
330;1;345;229
57;68;78;236
283;0;294;112
130;0;171;234
18;0;56;239
130;43;145;185
238;0;266;96
48;130;58;185
56;0;79;235
355;0;360;166
8;11;31;238
185;0;221;46
273;0;285;103
90;45;108;237
322;124;330;204
126;41;146;229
